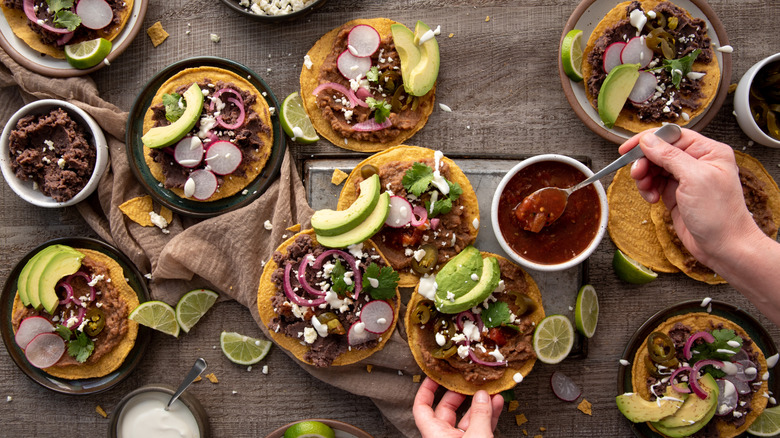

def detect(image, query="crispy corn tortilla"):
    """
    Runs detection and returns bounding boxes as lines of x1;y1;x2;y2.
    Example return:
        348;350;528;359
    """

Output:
11;249;140;380
256;230;400;366
582;0;720;132
336;145;479;287
0;0;133;59
300;18;436;152
141;66;274;202
631;312;768;438
406;252;545;395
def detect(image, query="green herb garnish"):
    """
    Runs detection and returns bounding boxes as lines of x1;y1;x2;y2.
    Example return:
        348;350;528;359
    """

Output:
690;328;743;378
162;93;186;123
366;66;380;83
67;331;95;363
366;97;392;123
362;263;400;300
402;162;463;217
330;259;354;297
661;49;701;89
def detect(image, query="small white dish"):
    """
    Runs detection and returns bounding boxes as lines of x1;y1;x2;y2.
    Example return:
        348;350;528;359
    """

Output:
490;154;608;272
733;52;780;148
0;99;108;208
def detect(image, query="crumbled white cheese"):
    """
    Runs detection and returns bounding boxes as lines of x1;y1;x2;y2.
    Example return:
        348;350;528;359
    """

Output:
417;274;437;300
263;220;273;230
438;103;452;112
210;33;221;43
303;327;317;344
303;54;313;70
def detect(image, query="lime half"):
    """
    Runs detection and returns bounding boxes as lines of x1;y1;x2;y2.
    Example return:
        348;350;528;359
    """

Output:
574;284;599;338
175;289;219;333
280;92;319;144
128;301;180;337
613;249;658;284
748;406;780;436
561;29;584;82
533;314;574;364
64;38;112;69
283;420;336;438
220;331;272;366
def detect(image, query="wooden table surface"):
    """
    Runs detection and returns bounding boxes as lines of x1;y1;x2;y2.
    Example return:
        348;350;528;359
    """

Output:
1;1;779;437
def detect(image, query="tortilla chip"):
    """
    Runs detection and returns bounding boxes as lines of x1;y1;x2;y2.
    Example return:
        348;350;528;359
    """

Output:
285;223;302;232
406;252;545;395
607;167;678;273
516;414;529;426
331;168;348;185
577;399;593;415
508;400;520;412
581;0;720;132
95;405;108;418
119;195;174;228
205;373;218;383
141;66;274;202
256;230;400;366
631;313;769;438
147;22;169;47
336;145;479;287
300;18;436;152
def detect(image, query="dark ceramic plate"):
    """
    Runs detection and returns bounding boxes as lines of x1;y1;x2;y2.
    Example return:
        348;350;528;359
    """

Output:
265;419;374;438
617;300;778;438
0;237;151;395
218;0;328;22
126;56;286;218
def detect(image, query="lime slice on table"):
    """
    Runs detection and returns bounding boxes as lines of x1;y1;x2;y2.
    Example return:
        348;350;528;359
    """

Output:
748;405;780;436
280;92;320;144
533;314;574;364
64;38;112;69
220;331;272;365
561;29;584;82
128;301;180;337
175;289;219;333
283;420;336;438
574;284;599;338
613;249;658;284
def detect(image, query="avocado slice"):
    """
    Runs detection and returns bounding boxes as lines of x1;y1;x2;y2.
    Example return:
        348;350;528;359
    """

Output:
391;24;420;90
142;83;205;149
435;249;501;314
392;21;440;97
38;249;85;315
316;192;390;248
311;174;381;237
654;373;719;429
597;63;640;129
17;246;56;306
25;245;82;310
616;386;687;423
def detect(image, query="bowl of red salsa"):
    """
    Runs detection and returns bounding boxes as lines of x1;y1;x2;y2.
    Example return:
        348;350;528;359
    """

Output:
490;155;608;271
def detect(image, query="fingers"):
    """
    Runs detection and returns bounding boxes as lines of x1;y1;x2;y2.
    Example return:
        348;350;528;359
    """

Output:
490;394;504;430
461;391;495;437
413;377;439;421
434;391;467;425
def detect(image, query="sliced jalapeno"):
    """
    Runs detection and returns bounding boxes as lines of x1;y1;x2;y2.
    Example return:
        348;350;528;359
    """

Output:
411;244;439;275
411;301;436;325
644;355;665;378
361;164;380;179
432;344;458;359
318;312;346;335
507;291;537;316
647;331;676;363
84;307;106;337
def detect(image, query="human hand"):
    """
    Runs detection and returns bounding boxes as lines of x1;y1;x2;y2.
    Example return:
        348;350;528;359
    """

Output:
413;377;504;438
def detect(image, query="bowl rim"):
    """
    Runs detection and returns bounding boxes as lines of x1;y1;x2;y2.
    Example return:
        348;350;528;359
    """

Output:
734;52;780;148
107;384;210;438
0;99;108;208
217;0;327;22
490;154;608;272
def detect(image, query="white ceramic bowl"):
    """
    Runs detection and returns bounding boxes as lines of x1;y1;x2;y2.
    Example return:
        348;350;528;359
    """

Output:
0;99;108;207
734;53;780;148
490;154;609;272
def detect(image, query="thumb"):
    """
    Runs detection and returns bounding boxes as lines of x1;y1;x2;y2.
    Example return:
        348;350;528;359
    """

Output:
639;131;697;180
463;391;494;436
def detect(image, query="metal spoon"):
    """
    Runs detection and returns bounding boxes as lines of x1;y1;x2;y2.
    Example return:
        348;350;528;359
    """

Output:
165;357;207;411
516;123;682;232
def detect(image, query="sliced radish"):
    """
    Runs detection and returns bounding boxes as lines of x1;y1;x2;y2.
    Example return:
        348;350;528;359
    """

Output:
347;321;378;346
76;0;114;30
205;141;242;175
360;300;394;334
174;136;204;168
620;36;653;69
15;316;55;349
550;371;581;402
735;360;758;381
715;379;738;416
628;71;657;104
24;332;65;369
187;169;218;200
603;42;626;73
347;24;381;58
385;196;413;228
337;50;372;80
723;375;752;395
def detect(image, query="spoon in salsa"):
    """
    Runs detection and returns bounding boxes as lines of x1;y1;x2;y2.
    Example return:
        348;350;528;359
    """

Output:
514;123;682;233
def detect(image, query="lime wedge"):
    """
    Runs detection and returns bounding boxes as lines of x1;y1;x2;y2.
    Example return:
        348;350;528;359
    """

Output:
220;331;272;365
175;289;219;333
128;301;180;337
283;420;336;438
533;314;574;364
574;284;599;338
64;38;112;69
613;249;658;284
748;405;780;436
561;29;584;82
280;92;319;144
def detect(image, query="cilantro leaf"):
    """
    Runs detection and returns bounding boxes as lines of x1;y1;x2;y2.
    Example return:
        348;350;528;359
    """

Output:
54;324;72;341
362;263;399;300
425;196;453;217
366;66;380;83
662;49;701;89
365;97;392;123
162;93;186;123
689;329;742;378
47;0;73;12
448;180;463;201
402;162;434;197
67;331;94;363
482;301;513;329
53;10;81;31
330;259;354;297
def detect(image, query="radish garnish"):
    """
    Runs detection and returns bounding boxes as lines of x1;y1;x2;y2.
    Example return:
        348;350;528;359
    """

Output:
628;71;657;104
347;321;378;346
550;371;582;402
735;359;758;381
603;42;626;74
24;333;65;369
715;379;738;416
76;0;114;30
15;316;55;349
347;25;381;57
174;136;204;168
352;118;392;132
186;169;218;200
22;0;70;34
385;196;413;228
360;300;394;334
723;375;752;395
337;50;372;80
205;141;242;175
620;36;653;69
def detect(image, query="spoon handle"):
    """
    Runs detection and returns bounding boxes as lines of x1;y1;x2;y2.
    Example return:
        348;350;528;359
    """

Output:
166;357;207;410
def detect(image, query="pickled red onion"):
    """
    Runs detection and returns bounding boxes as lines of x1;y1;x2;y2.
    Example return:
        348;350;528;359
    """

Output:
210;89;246;130
313;249;362;300
297;256;326;297
683;331;715;360
312;82;359;108
23;0;71;34
283;263;325;307
352;118;392;132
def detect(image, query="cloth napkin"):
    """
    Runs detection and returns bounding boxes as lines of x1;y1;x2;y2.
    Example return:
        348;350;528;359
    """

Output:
0;49;424;437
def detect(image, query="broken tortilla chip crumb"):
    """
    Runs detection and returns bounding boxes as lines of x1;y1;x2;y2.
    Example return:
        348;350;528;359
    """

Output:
193;375;202;383
119;196;155;226
577;399;592;415
95;405;107;418
160;206;173;224
485;15;490;22
205;372;218;383
540;427;547;432
522;430;527;436
728;83;738;93
534;435;543;438
515;413;528;426
412;374;421;383
286;224;302;232
366;364;373;373
147;22;169;47
331;168;349;185
508;400;519;412
448;33;454;38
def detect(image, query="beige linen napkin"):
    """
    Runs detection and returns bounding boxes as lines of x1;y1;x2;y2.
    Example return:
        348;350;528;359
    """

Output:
1;49;423;437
